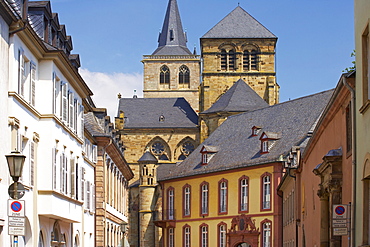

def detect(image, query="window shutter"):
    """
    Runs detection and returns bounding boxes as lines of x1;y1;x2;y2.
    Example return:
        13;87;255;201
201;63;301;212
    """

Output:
92;184;96;212
70;158;75;199
69;92;74;128
92;145;97;163
30;142;35;186
61;83;68;122
81;167;85;201
18;49;25;96
30;63;36;106
80;105;84;138
60;153;64;193
52;147;57;190
86;181;91;210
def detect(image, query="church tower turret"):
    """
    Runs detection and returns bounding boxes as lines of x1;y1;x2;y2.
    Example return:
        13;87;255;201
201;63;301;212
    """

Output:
142;0;200;112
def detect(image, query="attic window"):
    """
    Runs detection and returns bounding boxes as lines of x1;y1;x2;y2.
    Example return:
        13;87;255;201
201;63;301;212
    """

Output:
251;126;261;137
170;30;174;41
159;115;165;122
259;131;281;154
200;145;218;165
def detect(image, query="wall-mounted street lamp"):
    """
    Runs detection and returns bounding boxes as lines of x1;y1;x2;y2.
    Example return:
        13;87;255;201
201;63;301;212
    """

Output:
6;150;26;247
6;151;26;183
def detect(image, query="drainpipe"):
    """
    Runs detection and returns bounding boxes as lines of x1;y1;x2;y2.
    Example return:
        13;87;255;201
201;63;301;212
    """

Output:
342;75;356;247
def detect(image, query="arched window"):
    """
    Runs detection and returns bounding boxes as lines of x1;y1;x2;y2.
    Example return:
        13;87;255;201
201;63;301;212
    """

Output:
218;179;228;214
261;173;271;210
243;45;259;71
200;182;209;216
261;219;272;247
160;65;170;88
218;222;227;247
183;225;191;247
220;48;236;71
239;176;249;212
167;187;175;220
183;184;191;216
149;138;170;160
179;65;190;88
178;140;195;160
200;224;209;247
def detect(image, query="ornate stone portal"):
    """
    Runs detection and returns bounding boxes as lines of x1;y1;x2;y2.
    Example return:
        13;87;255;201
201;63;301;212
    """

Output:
228;214;260;247
313;148;343;247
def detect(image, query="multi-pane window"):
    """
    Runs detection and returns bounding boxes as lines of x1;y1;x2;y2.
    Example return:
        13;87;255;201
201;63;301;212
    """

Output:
346;103;352;153
61;82;68;122
262;140;269;153
60;151;67;194
160;65;170;88
168;188;175;220
262;221;272;247
179;65;190;88
168;228;174;247
219;224;226;247
219;179;228;213
200;224;208;247
220;49;236;71
201;182;209;215
30;62;36;106
262;174;271;210
30;142;35;186
18;49;27;96
243;49;258;71
240;176;249;212
183;185;191;216
184;226;191;247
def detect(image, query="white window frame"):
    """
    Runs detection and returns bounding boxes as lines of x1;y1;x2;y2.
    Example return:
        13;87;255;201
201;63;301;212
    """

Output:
240;178;248;211
219;224;226;247
201;225;208;247
219;181;227;213
201;183;208;215
168;228;174;247
184;186;190;216
263;175;271;209
184;226;190;247
168;189;174;220
263;222;271;247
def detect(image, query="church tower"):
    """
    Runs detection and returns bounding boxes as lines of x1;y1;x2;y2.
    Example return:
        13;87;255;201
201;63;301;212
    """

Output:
200;6;280;112
142;0;201;112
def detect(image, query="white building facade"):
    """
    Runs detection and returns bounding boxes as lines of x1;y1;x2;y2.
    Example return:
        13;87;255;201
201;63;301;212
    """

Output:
0;1;95;246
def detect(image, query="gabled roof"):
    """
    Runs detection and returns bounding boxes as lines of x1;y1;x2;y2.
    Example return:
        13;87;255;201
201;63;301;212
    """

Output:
201;79;269;114
152;0;192;55
158;89;334;181
117;98;198;129
202;6;276;39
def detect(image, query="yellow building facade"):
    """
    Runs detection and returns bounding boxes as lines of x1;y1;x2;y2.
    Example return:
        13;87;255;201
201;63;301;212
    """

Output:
157;164;280;247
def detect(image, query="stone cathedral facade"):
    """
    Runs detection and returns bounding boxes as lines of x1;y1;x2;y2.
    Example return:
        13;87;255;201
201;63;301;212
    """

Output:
114;1;280;246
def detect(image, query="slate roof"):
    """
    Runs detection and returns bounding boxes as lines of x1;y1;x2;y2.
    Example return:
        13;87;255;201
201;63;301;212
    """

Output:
117;98;198;129
202;6;276;39
138;152;158;163
157;89;334;181
84;112;110;137
152;0;192;55
201;79;269;114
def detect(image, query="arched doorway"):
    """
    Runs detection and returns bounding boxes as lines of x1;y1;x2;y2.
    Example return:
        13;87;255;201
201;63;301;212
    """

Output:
235;243;251;247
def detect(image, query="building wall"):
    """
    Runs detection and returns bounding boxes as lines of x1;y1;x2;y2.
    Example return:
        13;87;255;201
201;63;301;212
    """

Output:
200;38;279;112
160;163;282;247
0;9;11;246
355;0;370;245
299;84;352;247
143;57;200;112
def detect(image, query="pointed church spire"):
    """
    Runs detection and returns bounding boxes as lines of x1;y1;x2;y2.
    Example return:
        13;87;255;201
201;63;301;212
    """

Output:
152;0;192;55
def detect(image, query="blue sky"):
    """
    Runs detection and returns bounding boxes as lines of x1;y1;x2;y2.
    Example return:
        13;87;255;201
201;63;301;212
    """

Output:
50;0;354;117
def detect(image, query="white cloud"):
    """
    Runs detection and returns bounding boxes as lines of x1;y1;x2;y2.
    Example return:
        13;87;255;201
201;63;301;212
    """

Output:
79;68;143;118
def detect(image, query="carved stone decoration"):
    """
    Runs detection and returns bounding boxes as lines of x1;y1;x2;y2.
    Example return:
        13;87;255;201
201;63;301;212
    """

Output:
228;214;260;247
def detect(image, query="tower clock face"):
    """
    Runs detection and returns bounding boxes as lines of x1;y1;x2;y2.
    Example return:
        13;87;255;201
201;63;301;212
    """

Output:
151;142;165;155
182;142;195;156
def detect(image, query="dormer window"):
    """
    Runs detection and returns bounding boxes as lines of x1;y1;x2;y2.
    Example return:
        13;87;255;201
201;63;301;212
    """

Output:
200;145;218;165
259;131;281;154
251;126;262;137
262;140;269;153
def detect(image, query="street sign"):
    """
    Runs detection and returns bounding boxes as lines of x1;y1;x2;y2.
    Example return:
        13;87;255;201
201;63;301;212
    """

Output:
8;217;25;227
333;204;347;219
333;219;347;228
8;226;25;236
8;182;25;200
8;200;25;217
333;227;348;236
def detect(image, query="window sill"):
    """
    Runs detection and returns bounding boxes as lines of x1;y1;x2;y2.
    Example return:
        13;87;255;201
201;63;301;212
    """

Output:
359;99;370;114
